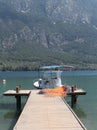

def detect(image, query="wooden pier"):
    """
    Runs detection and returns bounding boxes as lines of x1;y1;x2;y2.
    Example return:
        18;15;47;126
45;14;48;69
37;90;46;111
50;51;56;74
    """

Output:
4;90;87;130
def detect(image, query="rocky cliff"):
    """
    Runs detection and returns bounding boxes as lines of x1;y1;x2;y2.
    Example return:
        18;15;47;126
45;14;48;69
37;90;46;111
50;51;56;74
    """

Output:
0;0;97;70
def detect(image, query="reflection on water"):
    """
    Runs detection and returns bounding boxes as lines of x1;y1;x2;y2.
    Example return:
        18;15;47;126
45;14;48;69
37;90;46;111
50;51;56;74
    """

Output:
73;104;87;118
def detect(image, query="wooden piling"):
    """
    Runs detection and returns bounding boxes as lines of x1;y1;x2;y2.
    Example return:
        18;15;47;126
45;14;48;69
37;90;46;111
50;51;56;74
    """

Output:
71;86;76;107
15;85;22;110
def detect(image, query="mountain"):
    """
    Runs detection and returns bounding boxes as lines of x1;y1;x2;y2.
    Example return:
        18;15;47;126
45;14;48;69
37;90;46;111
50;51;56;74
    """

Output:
0;0;97;70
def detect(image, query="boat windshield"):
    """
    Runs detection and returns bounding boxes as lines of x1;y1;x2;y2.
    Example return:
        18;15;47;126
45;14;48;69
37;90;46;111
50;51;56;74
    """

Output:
40;71;62;79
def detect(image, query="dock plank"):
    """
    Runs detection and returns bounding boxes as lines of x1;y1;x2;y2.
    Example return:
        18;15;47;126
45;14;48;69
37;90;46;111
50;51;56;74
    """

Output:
68;88;86;95
13;90;87;130
3;90;31;96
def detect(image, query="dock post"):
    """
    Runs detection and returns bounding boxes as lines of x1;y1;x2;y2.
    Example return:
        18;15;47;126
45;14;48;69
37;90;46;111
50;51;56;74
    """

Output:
15;85;22;111
71;85;77;108
15;95;21;111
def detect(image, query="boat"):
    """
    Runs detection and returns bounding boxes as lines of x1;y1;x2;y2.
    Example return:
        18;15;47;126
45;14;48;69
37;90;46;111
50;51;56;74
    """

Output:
33;65;73;89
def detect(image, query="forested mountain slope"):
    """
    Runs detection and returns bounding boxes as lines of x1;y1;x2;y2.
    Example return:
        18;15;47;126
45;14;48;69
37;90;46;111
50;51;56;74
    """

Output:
0;0;97;70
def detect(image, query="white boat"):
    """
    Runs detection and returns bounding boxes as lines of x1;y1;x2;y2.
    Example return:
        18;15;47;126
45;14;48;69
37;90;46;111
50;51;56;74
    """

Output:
33;65;73;89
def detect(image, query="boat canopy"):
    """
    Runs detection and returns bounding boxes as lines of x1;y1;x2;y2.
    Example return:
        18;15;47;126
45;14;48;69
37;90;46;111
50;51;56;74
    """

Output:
40;65;73;70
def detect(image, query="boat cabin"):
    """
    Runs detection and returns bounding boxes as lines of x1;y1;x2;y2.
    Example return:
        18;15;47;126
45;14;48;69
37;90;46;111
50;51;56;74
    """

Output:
38;70;62;88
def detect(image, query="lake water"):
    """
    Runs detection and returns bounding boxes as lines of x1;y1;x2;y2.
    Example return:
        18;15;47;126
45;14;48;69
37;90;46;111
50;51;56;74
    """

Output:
0;70;97;130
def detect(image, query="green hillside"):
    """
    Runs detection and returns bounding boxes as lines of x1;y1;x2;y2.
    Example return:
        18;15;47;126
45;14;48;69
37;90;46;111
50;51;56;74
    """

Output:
0;1;97;70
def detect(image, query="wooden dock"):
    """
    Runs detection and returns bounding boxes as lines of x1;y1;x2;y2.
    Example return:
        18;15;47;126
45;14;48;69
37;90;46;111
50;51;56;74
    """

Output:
11;90;87;130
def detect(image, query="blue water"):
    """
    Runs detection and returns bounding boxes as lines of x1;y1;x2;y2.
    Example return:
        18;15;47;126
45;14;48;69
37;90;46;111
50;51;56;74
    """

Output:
0;70;97;130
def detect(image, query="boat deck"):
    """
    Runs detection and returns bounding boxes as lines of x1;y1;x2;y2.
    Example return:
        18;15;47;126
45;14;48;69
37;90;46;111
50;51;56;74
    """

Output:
13;90;87;130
